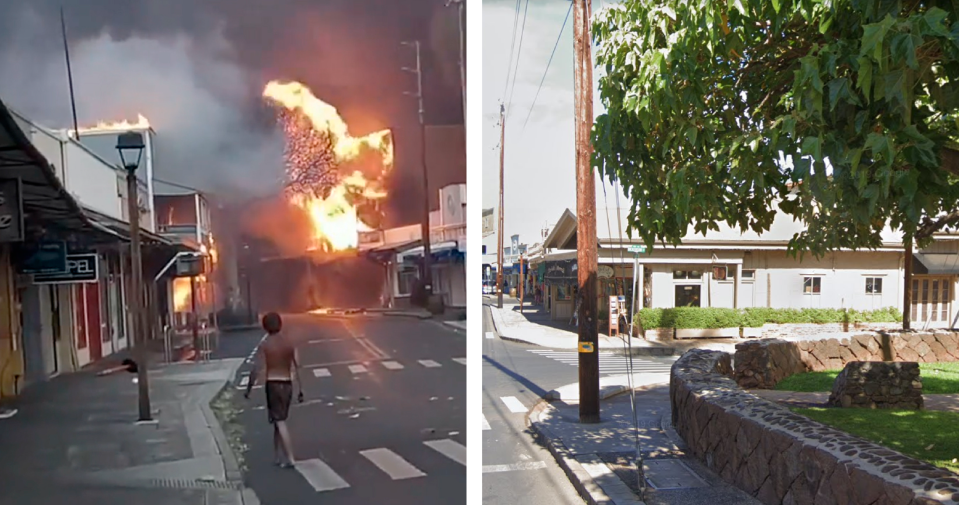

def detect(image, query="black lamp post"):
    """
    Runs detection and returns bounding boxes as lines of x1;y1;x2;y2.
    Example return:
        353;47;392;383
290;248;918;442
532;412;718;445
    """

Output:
117;131;151;422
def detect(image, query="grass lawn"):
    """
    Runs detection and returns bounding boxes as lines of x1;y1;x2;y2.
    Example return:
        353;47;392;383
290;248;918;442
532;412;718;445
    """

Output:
775;362;959;394
794;407;959;474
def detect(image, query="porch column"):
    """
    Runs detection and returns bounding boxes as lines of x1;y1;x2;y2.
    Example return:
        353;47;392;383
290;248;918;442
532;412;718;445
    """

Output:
638;264;645;310
734;263;742;309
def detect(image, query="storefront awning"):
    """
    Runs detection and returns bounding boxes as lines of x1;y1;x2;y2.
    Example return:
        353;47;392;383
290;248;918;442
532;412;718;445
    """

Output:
913;253;959;275
399;241;460;261
0;98;107;238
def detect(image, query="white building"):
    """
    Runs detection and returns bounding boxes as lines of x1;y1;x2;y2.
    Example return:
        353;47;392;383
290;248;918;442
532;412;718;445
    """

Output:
536;207;957;329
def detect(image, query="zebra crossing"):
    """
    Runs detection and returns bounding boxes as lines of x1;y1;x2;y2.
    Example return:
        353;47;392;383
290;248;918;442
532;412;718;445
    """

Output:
526;349;675;375
237;356;465;389
295;439;466;492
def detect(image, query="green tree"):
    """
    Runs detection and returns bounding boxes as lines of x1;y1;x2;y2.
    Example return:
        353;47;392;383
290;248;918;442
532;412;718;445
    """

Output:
593;0;959;255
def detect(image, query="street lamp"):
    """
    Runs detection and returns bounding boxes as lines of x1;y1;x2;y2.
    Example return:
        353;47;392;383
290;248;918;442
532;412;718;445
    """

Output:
117;131;152;422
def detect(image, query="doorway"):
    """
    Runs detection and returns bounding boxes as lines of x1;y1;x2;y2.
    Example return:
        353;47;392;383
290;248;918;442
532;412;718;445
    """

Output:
911;276;953;328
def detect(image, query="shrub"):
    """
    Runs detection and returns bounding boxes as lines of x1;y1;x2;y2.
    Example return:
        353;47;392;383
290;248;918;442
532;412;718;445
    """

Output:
639;306;904;328
636;308;663;330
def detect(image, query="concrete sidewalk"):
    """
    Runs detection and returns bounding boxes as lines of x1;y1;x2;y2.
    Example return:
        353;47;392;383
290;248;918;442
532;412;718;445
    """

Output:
486;299;738;356
529;380;762;505
0;356;257;505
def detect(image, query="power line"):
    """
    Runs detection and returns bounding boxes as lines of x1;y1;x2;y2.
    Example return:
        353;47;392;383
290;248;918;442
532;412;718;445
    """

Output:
152;177;204;193
522;1;573;133
505;0;531;117
501;0;523;102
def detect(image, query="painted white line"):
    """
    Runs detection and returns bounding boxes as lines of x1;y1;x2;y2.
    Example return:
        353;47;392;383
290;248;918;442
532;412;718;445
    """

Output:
348;364;368;374
418;360;442;368
313;368;331;378
359;448;427;480
423;439;466;466
307;338;351;344
238;376;249;387
482;414;491;430
482;461;548;473
382;361;404;370
295;458;350;492
485;331;494;339
500;396;527;413
452;357;467;365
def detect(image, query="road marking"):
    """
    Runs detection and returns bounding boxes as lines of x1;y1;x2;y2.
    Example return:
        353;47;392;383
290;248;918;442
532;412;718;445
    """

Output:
382;361;404;370
294;458;350;492
500;396;527;413
359;448;427;480
424;439;466;466
452;357;467;365
418;360;442;368
238;376;249;387
485;331;494;339
348;364;368;374
482;461;548;473
307;338;352;344
482;414;491;430
312;368;331;378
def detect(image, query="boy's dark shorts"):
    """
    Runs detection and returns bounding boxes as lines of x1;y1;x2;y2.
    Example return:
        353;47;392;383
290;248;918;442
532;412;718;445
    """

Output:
265;380;293;423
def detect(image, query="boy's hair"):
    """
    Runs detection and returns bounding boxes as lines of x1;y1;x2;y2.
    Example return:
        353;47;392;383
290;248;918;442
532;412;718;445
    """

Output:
262;312;283;334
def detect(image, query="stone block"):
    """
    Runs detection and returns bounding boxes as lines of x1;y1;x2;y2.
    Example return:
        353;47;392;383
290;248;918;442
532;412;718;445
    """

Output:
828;361;923;410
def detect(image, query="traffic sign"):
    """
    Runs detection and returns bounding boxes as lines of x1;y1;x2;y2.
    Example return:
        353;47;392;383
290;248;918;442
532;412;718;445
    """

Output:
627;245;647;254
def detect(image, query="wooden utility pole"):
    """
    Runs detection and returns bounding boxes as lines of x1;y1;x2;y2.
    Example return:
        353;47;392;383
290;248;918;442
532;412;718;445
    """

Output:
497;103;506;309
519;252;525;313
574;0;599;423
402;41;433;302
904;237;913;330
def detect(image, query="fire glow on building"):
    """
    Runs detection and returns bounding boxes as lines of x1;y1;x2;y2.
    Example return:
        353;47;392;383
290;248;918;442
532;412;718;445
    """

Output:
263;80;393;253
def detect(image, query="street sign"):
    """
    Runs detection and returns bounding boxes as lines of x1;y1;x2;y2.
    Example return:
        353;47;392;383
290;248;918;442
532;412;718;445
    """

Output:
33;253;98;284
627;245;647;254
16;241;67;274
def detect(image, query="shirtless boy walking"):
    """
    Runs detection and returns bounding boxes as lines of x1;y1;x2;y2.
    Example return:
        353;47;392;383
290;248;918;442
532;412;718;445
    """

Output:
244;312;303;468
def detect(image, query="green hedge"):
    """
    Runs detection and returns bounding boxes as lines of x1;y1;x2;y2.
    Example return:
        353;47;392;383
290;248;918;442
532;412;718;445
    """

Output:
635;307;902;329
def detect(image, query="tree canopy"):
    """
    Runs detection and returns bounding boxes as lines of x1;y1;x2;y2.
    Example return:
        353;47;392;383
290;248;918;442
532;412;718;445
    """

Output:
592;0;959;257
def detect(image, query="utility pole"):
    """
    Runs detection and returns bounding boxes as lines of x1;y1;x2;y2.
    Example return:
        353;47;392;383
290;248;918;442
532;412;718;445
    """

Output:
190;275;199;359
519;252;525;313
402;40;433;303
574;0;599;423
497;103;506;309
904;237;913;330
445;0;466;121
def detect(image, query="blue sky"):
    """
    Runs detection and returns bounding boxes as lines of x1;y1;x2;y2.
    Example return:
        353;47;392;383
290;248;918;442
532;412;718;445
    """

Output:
482;0;625;249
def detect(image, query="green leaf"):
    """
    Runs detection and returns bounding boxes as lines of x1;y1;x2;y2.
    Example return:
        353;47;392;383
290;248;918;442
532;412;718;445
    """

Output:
771;0;780;14
802;136;822;161
860;16;894;61
685;125;698;146
850;148;864;172
922;7;949;36
889;33;918;70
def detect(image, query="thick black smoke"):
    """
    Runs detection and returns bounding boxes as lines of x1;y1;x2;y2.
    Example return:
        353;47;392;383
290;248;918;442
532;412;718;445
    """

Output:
0;0;464;226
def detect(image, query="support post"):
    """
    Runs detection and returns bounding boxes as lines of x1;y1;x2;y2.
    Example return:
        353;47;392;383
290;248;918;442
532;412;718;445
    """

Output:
190;275;199;360
127;171;151;421
497;103;506;309
904;237;913;330
573;0;599;424
519;253;525;313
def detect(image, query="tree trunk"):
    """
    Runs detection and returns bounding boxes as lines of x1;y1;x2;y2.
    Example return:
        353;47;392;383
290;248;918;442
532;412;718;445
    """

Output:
903;237;913;331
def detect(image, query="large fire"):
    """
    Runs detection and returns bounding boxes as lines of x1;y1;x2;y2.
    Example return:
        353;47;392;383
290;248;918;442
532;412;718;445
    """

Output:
262;81;393;252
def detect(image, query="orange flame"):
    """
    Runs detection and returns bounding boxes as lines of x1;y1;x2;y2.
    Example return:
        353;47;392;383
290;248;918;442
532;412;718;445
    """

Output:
262;81;391;252
76;114;151;134
173;277;191;312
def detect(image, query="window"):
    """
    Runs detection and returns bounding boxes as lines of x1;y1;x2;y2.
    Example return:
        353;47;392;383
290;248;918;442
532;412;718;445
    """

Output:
741;269;755;280
803;276;822;294
865;277;883;294
556;284;572;301
397;267;418;295
673;270;703;280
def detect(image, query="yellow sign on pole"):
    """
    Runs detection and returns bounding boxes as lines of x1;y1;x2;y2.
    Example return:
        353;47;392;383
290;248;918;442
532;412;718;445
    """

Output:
579;342;595;353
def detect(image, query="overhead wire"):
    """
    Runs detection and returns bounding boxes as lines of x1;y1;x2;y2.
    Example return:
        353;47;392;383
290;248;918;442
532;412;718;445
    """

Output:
521;1;573;134
501;0;523;103
505;0;531;117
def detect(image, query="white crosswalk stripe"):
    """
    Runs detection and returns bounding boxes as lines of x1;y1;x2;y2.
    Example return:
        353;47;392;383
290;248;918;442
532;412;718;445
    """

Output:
500;396;527;413
313;368;331;378
348;364;368;374
295;458;351;492
485;331;494;339
381;361;404;370
360;448;427;480
424;439;466;466
294;358;463;381
482;414;491;430
527;350;675;375
418;359;442;368
452;357;467;365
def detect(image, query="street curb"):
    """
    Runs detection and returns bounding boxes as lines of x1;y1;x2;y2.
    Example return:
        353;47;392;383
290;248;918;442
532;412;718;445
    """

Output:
528;400;645;505
202;380;244;484
383;311;433;319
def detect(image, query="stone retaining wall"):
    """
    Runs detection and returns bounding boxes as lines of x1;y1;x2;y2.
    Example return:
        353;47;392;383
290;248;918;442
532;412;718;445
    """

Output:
734;330;959;389
671;349;959;505
828;361;923;410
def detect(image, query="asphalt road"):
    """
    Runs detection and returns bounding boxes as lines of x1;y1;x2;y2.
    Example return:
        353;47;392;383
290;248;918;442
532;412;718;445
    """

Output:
482;299;679;505
223;314;465;505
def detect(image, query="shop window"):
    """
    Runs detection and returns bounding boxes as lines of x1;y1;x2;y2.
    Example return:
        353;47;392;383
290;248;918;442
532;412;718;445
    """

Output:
865;277;883;294
803;276;822;294
673;270;702;280
556;285;572;301
676;285;701;307
397;267;418;295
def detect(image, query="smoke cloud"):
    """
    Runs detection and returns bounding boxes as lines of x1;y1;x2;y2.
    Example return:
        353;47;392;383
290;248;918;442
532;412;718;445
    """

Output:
0;0;464;226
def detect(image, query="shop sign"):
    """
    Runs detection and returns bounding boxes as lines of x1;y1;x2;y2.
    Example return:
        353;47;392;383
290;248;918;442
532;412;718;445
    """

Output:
16;240;66;274
0;179;24;243
598;265;614;279
33;253;98;284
